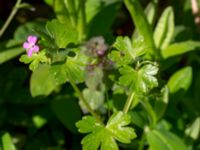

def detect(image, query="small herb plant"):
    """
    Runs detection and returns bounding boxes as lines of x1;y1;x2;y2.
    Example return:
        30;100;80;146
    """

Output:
0;0;200;149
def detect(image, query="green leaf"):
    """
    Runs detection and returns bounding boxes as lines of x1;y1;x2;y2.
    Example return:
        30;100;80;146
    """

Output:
185;117;200;140
76;111;136;150
154;6;174;49
30;64;56;97
119;64;158;93
124;0;155;50
162;41;200;59
109;36;147;67
51;95;81;133
0;132;16;150
50;51;87;84
167;66;192;94
46;19;78;48
0;47;24;64
147;129;187;150
19;51;49;71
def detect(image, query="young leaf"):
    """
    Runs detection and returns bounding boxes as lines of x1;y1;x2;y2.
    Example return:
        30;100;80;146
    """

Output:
167;66;192;94
76;111;136;150
119;64;158;93
162;41;200;59
154;7;174;49
19;51;49;71
30;64;56;97
147;129;187;150
109;36;147;67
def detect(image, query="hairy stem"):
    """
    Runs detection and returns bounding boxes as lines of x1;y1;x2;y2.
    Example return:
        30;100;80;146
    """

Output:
123;92;135;114
69;81;102;124
0;0;22;37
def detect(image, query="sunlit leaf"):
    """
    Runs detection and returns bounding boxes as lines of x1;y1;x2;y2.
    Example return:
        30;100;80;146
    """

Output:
119;64;158;93
124;0;155;51
19;51;49;71
162;41;200;59
0;132;16;150
46;19;78;48
185;117;200;140
154;6;174;49
76;111;136;150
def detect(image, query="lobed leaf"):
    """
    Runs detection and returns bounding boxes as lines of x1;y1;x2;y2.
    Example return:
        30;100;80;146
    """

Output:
46;19;78;48
119;64;158;93
19;51;49;71
76;111;136;150
50;51;87;84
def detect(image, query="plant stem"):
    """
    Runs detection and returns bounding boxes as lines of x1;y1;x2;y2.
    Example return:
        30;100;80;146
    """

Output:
123;92;135;114
78;0;86;41
0;0;22;37
69;80;102;124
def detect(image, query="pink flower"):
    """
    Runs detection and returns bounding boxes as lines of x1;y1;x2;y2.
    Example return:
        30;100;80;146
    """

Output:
23;35;40;57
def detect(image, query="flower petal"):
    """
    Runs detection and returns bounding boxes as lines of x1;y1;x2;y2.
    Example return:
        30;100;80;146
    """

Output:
27;35;38;44
27;49;33;57
32;45;40;52
23;42;30;49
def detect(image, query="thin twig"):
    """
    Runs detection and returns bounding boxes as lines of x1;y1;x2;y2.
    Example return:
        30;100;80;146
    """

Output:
0;0;22;37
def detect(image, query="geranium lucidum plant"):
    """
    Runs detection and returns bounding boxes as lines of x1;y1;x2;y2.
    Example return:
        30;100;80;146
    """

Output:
1;0;200;149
